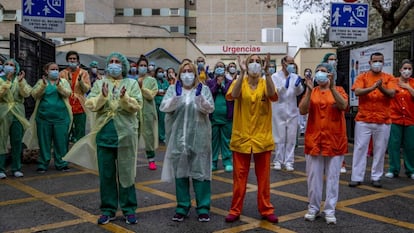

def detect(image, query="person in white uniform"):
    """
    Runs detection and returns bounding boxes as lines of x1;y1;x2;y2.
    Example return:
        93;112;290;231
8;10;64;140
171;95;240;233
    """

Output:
271;56;304;171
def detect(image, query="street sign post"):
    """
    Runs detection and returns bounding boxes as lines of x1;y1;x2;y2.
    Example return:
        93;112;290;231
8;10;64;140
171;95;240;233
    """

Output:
329;2;369;42
21;0;65;33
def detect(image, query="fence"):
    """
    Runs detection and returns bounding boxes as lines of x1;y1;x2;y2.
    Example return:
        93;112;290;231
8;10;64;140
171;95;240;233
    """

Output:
10;24;56;118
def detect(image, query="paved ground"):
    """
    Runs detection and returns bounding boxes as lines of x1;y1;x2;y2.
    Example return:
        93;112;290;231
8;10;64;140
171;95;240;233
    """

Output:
1;137;414;233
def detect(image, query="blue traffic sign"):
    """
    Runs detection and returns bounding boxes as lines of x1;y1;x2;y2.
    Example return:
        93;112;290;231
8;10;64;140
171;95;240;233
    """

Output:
330;3;368;28
22;0;66;33
23;0;65;18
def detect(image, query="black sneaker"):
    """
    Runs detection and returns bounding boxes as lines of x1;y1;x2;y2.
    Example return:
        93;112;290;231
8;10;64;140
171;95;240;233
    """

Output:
97;215;116;225
172;213;185;222
125;214;137;224
348;181;361;187
371;180;382;188
198;214;210;222
36;168;46;174
61;166;70;172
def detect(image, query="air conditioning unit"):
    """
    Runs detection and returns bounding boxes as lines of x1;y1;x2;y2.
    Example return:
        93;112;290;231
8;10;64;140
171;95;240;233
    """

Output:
261;28;282;43
170;8;180;16
1;11;17;21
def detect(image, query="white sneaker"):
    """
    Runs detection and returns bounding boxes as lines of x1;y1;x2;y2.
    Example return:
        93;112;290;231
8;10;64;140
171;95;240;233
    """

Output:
340;167;347;174
304;211;319;221
325;214;336;224
0;172;6;179
384;172;394;178
285;164;294;172
273;162;281;170
14;171;24;178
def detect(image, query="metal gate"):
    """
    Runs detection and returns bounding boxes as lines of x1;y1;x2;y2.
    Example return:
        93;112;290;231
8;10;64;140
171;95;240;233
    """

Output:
10;24;56;118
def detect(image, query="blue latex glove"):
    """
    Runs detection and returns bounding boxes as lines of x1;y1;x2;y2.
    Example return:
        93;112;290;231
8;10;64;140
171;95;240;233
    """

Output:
175;80;182;96
295;76;302;87
205;65;209;73
285;76;291;89
195;83;203;96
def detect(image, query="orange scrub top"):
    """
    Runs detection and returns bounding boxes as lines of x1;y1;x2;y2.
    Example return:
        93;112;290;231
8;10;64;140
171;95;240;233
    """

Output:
226;77;278;154
351;71;396;124
304;86;348;156
389;77;414;126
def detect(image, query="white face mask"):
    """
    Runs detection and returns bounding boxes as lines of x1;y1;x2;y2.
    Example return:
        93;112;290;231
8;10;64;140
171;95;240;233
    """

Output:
371;62;383;73
248;62;261;75
401;69;412;78
181;72;195;86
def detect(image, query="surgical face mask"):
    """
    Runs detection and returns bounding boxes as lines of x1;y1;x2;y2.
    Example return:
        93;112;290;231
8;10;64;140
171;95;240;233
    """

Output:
328;60;337;67
130;67;137;73
248;62;261;75
286;64;296;74
228;67;236;74
315;71;329;84
269;67;276;74
197;62;204;69
107;63;122;77
48;70;59;80
148;65;155;71
305;71;312;78
181;72;195;86
68;62;78;68
0;65;3;71
156;72;165;79
401;69;412;78
215;67;225;75
371;62;383;73
138;66;147;75
4;65;15;74
91;68;98;74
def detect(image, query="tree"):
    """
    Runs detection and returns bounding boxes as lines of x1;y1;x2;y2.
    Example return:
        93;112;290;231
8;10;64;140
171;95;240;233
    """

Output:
258;0;414;37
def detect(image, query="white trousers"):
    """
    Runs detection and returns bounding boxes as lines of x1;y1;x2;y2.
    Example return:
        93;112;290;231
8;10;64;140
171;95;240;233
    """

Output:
298;114;308;134
273;117;298;166
306;154;343;216
351;122;390;182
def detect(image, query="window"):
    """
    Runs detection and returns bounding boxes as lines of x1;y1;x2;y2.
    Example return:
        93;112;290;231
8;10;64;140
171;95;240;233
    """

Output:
170;8;179;16
2;10;17;21
115;8;124;16
152;9;160;15
170;26;179;33
65;13;75;22
134;8;142;16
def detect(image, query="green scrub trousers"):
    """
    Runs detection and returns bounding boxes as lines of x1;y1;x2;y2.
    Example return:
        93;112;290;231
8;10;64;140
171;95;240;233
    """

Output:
96;120;137;216
175;178;211;215
70;112;86;142
387;124;414;176
0;117;23;173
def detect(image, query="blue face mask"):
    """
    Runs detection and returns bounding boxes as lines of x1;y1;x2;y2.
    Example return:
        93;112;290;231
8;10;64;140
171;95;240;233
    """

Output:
48;70;59;80
130;67;137;73
68;62;78;68
197;62;204;69
156;72;165;79
138;66;147;75
228;67;236;74
4;65;15;74
269;67;276;74
215;67;225;75
107;63;122;77
0;65;3;71
315;71;329;84
286;64;296;74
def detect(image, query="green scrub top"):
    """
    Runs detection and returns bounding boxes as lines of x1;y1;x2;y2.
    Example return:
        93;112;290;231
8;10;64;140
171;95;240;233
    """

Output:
36;81;69;123
211;89;227;124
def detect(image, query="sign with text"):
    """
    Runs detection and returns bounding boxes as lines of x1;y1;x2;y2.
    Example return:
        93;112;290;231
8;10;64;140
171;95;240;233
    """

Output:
329;2;369;42
22;0;65;33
